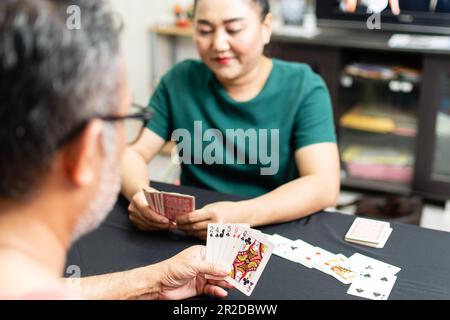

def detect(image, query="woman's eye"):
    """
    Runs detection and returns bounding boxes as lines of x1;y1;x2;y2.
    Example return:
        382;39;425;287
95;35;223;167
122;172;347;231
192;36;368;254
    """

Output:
227;29;242;35
198;29;213;35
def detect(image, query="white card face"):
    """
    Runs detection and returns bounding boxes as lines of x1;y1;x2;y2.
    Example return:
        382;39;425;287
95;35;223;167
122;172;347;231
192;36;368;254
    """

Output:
347;253;401;276
347;273;397;300
225;229;274;296
206;224;216;264
225;225;248;267
268;235;315;268
205;224;222;280
291;239;315;268
311;247;336;274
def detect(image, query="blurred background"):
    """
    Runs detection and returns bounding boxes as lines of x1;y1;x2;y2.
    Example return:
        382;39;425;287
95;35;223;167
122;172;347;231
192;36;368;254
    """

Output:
110;0;450;232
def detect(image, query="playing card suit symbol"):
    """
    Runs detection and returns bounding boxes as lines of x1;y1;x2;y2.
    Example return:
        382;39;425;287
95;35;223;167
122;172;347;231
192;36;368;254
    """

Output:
290;246;298;251
243;278;250;285
363;273;371;278
373;292;381;297
366;265;374;270
356;289;364;293
380;277;388;282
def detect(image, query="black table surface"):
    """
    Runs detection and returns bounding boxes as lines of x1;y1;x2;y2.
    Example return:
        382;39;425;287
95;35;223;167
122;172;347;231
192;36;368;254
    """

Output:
66;182;450;300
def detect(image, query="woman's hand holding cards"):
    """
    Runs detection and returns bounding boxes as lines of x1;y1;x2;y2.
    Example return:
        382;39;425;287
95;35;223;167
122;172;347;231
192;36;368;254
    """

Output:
128;189;175;231
176;201;245;240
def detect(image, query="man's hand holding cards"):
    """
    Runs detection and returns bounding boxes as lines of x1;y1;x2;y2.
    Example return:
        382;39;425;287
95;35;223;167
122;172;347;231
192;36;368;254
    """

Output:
206;223;274;296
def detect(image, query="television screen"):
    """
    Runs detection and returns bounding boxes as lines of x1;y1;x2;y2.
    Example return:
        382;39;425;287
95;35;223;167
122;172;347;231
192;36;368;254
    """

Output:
317;0;450;35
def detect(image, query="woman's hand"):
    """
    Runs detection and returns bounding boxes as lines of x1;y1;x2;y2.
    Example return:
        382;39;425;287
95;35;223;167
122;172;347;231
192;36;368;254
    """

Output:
128;188;176;231
176;201;245;239
158;245;233;300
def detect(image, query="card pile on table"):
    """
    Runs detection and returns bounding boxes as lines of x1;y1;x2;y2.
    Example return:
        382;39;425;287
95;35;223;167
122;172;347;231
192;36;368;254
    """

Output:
143;189;195;221
267;234;401;300
345;217;393;248
206;223;275;296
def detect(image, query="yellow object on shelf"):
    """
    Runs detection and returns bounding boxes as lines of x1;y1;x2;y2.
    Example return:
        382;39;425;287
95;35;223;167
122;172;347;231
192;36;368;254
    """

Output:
340;112;396;134
342;145;413;166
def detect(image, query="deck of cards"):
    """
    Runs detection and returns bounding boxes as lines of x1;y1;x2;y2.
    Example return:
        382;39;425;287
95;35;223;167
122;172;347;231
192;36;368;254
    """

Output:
345;217;393;248
267;233;401;300
143;189;195;221
206;224;274;296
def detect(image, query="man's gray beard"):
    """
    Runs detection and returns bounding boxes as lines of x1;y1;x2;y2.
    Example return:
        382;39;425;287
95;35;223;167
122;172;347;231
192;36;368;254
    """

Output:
70;124;121;244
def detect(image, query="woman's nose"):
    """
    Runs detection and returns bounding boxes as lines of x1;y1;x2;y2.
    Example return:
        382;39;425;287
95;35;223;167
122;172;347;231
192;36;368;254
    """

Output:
212;29;231;53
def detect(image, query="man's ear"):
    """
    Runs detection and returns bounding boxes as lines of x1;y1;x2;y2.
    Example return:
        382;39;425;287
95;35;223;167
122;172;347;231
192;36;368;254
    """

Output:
63;119;104;187
262;13;273;45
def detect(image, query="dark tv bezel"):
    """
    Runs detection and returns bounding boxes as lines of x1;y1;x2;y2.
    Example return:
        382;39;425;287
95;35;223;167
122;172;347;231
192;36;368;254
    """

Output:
316;0;450;35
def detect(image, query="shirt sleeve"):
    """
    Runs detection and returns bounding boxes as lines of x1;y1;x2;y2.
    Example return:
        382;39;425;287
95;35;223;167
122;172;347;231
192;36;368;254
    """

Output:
293;70;337;150
146;78;172;141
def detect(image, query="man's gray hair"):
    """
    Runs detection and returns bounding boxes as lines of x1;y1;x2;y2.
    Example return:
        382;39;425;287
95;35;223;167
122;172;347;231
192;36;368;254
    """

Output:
0;0;123;200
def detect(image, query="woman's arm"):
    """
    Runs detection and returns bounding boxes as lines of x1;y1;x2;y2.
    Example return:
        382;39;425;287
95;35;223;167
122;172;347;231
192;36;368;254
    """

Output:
121;128;176;230
244;142;340;227
120;128;166;201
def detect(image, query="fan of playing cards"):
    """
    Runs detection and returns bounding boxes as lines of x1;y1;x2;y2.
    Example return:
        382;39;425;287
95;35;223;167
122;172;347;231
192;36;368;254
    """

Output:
143;189;195;221
206;224;275;297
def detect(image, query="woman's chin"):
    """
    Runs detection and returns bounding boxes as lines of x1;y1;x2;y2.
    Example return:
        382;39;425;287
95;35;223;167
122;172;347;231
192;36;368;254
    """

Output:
212;68;242;82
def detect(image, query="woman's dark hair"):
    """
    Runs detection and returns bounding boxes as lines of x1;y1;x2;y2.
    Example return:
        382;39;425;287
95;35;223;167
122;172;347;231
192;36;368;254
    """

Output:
193;0;270;20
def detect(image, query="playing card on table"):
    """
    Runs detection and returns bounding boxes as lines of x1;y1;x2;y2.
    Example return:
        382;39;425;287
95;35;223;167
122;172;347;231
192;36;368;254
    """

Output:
225;228;274;296
347;272;397;300
268;234;314;268
347;253;401;276
311;247;336;274
323;255;358;284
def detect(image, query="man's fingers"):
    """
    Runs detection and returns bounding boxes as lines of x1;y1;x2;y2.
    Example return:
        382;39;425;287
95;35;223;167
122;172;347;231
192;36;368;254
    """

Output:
203;284;228;298
194;261;229;278
208;279;234;289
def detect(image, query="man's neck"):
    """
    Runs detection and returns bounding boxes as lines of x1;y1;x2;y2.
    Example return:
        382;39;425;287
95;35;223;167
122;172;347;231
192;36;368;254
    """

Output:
219;56;273;102
0;195;71;277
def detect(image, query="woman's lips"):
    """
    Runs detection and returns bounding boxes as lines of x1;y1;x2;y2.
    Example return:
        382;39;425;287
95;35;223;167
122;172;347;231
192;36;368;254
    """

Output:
214;57;233;65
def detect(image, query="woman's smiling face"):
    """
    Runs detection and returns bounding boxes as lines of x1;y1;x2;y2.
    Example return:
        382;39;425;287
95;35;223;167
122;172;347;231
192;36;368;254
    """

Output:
193;0;272;82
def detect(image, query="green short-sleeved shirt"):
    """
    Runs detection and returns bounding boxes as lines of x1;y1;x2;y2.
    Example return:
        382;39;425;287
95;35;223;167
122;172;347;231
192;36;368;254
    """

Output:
148;59;336;197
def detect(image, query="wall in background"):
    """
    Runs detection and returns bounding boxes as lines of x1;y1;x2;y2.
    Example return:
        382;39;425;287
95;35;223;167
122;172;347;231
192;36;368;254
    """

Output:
109;0;173;105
